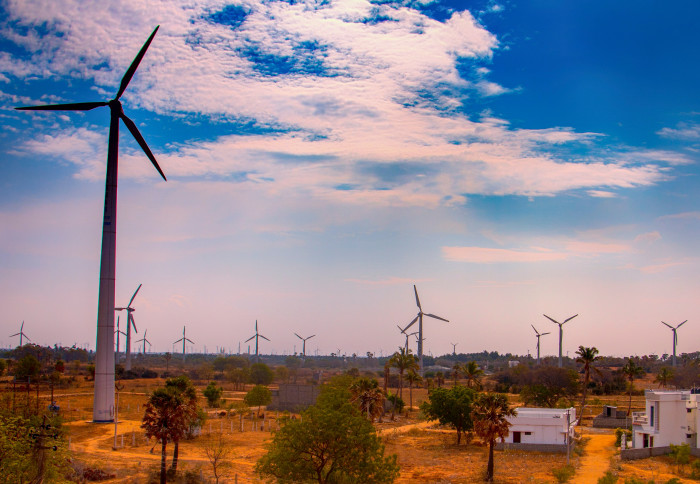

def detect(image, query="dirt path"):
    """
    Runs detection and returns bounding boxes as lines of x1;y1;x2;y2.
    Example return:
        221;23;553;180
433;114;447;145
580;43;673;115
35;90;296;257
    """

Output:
571;428;616;484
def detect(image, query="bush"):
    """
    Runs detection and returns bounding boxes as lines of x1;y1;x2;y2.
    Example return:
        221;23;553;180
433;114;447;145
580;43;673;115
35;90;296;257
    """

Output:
597;471;618;484
691;459;700;479
203;382;224;408
386;393;405;414
615;428;632;447
552;465;575;483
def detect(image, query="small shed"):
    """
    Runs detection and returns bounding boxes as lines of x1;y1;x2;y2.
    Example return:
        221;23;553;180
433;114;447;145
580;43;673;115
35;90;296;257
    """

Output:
497;407;576;453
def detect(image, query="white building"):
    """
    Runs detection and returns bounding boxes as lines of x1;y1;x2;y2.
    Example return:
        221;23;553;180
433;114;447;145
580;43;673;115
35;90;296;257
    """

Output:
498;407;576;452
631;390;698;450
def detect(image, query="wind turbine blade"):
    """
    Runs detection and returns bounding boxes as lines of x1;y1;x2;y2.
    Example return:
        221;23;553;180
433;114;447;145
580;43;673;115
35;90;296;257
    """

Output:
531;324;539;335
543;314;560;325
15;101;108;111
244;335;255;343
661;321;674;329
413;285;422;310
20;322;24;331
129;313;138;333
677;320;688;328
25;334;31;341
563;314;578;324
128;283;142;307
425;313;449;322
10;332;19;337
308;335;315;340
116;26;159;100
260;335;271;341
120;113;167;181
294;333;303;340
403;316;419;332
174;338;184;344
185;338;194;344
541;332;551;336
397;325;405;334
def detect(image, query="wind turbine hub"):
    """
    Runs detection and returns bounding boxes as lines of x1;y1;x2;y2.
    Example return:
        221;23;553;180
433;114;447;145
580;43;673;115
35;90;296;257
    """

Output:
108;99;122;111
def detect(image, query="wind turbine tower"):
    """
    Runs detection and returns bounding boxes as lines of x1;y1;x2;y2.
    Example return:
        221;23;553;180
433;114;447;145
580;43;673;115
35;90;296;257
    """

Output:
401;285;449;374
531;324;551;365
245;321;270;362
16;27;165;422
10;321;30;347
136;329;151;355
174;326;194;361
397;325;418;352
115;284;141;371
114;316;126;363
661;320;687;367
450;342;458;356
543;314;578;368
294;333;315;359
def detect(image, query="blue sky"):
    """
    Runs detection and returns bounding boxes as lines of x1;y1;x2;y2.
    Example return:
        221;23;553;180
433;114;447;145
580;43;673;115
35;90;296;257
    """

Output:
1;0;699;359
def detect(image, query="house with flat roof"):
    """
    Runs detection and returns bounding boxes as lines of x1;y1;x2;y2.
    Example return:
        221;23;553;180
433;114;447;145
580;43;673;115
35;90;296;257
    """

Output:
496;407;576;453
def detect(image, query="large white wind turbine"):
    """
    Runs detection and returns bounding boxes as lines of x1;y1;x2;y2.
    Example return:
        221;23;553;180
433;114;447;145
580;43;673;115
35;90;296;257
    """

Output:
16;27;165;422
10;321;30;347
401;285;449;374
115;284;141;371
543;314;578;368
531;324;551;365
661;320;687;367
174;326;194;361
245;320;270;362
136;329;151;356
294;332;315;359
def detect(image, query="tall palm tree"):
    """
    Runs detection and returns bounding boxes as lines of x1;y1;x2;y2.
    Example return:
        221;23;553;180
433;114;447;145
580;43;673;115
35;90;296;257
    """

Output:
575;346;601;421
621;358;645;416
389;347;419;400
472;393;516;482
404;369;423;411
142;388;190;484
350;377;385;422
654;367;674;389
461;361;484;390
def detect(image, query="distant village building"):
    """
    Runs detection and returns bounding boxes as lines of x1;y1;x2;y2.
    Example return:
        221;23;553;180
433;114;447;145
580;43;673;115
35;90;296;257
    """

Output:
623;390;699;459
267;383;320;412
592;405;630;428
497;407;576;453
507;360;520;368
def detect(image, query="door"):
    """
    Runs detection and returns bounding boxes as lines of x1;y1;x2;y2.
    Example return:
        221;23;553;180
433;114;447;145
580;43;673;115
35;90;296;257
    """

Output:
513;431;521;443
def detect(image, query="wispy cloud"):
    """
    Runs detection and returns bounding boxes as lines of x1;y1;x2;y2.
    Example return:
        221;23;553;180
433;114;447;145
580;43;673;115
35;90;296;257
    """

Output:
657;122;700;141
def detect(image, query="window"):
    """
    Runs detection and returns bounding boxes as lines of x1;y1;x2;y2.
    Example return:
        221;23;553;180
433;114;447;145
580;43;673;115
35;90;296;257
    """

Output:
650;405;654;426
525;432;532;435
688;408;692;413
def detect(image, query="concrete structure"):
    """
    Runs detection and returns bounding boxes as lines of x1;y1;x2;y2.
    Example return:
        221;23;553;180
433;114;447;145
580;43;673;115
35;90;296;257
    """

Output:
497;407;576;453
592;405;630;429
630;390;698;452
267;383;320;412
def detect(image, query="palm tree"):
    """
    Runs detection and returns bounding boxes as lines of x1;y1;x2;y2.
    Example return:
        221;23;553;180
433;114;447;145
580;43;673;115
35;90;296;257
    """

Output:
142;388;190;484
472;393;516;482
452;362;462;387
654;367;674;389
350;377;385;422
621;358;645;416
435;371;445;388
389;347;419;400
575;346;601;421
404;369;423;411
164;376;199;473
461;361;484;390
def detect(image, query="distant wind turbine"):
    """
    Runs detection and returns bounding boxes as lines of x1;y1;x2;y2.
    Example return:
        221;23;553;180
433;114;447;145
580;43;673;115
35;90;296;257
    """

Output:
114;316;126;363
401;285;449;374
294;333;315;359
136;329;151;355
450;342;458;356
115;284;141;371
543;314;578;368
661;320;687;367
397;325;418;352
531;324;551;365
174;326;194;361
15;27;165;422
245;321;269;362
10;321;30;347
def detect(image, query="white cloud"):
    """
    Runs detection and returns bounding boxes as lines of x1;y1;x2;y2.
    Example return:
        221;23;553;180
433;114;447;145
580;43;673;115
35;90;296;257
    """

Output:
657;122;700;141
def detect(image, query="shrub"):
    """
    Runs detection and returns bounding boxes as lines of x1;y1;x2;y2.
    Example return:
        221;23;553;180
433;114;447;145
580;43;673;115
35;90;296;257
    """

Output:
597;471;618;484
552;465;575;483
615;428;632;447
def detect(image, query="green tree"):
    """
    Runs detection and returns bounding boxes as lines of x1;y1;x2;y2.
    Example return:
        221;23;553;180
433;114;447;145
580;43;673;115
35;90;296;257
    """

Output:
654;367;674;389
349;377;385;422
14;354;40;381
621;359;645;415
420;385;477;444
249;362;274;385
244;385;272;417
520;367;580;408
404;369;422;410
255;383;399;483
472;393;516;482
575;346;601;419
461;361;484;390
142;388;191;484
163;376;199;474
226;367;250;391
275;365;290;383
389;347;419;401
204;381;224;407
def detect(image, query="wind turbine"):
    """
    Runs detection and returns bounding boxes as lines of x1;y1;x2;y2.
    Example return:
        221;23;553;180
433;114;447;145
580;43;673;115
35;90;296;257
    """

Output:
450;342;458;356
543;314;578;368
174;326;194;361
16;27;165;423
245;320;269;362
294;333;315;359
136;329;151;356
10;321;30;347
397;325;418;352
531;324;551;365
661;320;687;367
401;285;449;374
114;284;141;371
114;316;126;364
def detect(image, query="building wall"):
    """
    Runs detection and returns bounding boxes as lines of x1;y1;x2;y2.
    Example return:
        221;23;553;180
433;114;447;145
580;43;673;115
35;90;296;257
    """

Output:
504;408;575;446
632;391;699;449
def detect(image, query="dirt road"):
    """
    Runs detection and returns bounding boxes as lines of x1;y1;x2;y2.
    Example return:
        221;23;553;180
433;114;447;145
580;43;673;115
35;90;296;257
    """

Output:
571;428;616;484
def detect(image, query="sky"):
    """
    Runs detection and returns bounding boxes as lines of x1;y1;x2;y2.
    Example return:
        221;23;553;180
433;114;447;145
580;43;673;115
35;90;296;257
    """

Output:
1;0;699;359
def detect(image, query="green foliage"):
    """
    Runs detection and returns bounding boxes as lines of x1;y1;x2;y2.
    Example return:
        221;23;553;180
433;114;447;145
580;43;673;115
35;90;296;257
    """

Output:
669;443;690;469
249;362;274;385
244;385;272;416
14;354;40;380
552;465;575;483
690;459;700;479
420;385;476;444
386;393;405;414
623;478;656;484
203;382;224;407
255;384;399;483
597;471;619;484
519;367;580;407
614;428;632;447
472;393;517;483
